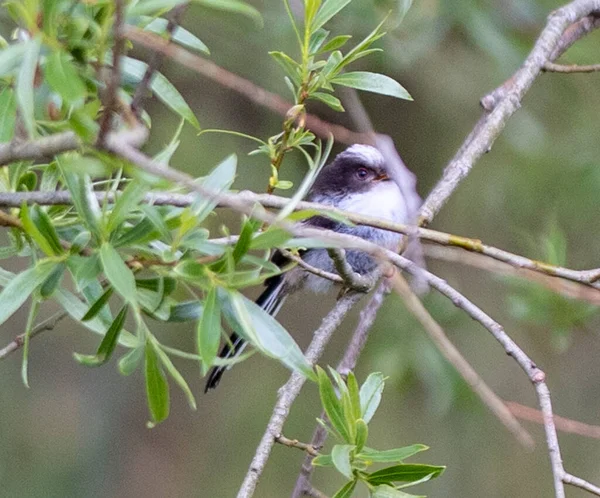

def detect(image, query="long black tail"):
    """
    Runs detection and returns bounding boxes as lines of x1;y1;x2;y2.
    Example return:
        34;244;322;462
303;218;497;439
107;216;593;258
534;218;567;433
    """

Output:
204;276;286;392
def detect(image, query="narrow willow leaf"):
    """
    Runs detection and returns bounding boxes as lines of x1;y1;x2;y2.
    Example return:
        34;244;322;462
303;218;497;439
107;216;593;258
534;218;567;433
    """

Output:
82;287;114;321
250;227;291;250
308;28;329;54
312;0;351;31
359;372;384;423
143;18;210;54
269;51;302;86
121;57;200;129
366;464;445;485
153;343;197;410
127;0;187;16
21;299;40;388
347;372;361;422
223;289;316;381
331;444;355;480
57;162;102;238
106;179;148;233
192;154;237;221
20;203;59;256
45;50;86;103
145;341;170;426
15;37;41;138
74;305;128;367
197;287;221;373
194;0;263;27
311;92;344;111
0;42;27;77
311;453;333;467
331;479;357;498
167;300;203;322
31;205;64;255
100;243;137;305
332;71;412;100
316;366;352;442
39;262;65;298
357;445;429;464
320;34;352;52
372;485;424;498
355;419;368;452
0;261;55;327
0;86;16;141
119;345;144;376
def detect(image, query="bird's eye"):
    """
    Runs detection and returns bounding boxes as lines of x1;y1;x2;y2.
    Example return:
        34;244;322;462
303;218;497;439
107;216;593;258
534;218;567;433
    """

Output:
356;167;369;180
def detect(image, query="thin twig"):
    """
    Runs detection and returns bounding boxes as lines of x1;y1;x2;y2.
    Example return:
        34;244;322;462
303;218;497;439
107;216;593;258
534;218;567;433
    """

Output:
563;473;600;496
390;272;534;448
279;248;343;285
130;4;189;116
543;61;600;72
507;401;600;439
274;434;320;457
327;248;374;292
236;292;363;498
0;132;79;166
97;0;125;146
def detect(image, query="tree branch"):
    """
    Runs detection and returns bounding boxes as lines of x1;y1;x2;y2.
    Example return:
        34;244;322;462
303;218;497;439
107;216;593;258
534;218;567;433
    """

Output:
543;61;600;72
419;0;600;225
0;132;79;166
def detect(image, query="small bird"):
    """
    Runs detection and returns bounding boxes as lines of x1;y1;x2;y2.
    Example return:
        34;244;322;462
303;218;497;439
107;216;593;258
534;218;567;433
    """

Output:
205;144;409;391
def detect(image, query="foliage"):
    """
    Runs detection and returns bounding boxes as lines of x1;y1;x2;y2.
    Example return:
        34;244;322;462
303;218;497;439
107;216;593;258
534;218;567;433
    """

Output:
313;367;444;497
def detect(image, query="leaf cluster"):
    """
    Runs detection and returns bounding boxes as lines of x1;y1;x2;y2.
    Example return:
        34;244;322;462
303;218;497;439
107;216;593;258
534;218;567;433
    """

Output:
313;367;445;497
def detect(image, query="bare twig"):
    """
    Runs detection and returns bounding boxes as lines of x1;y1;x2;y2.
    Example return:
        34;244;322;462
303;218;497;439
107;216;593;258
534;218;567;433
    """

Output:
0;311;68;360
278;248;343;285
0;132;79;166
390;273;534;448
236;292;362;498
274;434;320;457
97;0;125;146
563;473;600;496
327;248;374;292
130;4;189;116
420;1;600;225
543;61;600;72
507;401;600;439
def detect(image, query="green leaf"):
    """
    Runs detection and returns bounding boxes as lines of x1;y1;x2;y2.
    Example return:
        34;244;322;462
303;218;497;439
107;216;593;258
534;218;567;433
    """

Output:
121;57;200;129
197;287;221;373
311;453;333;467
119;345;144;376
359;372;384;423
74;305;128;367
0;42;27;77
127;0;187;16
39;262;65;298
250;227;291;250
372;485;424;498
100;243;137;305
308;28;329;54
168;300;203;322
194;0;263;27
320;34;352;52
331;479;357;498
16;37;41;138
145;340;170;426
143;18;210;54
332;444;355;480
20;203;61;256
153;341;197;410
312;0;351;30
45;50;86;103
332;71;412;100
269;51;302;86
192;154;237;221
0;261;55;327
222;289;316;381
57;161;102;238
21;298;39;388
106;179;148;233
311;92;344;111
82;287;114;321
357;445;429;464
0;86;16;142
355;419;368;453
366;464;445;485
316;366;352;443
347;372;362;422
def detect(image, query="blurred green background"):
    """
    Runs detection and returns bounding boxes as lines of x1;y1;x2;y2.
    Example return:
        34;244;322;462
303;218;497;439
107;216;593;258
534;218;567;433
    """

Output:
3;0;600;496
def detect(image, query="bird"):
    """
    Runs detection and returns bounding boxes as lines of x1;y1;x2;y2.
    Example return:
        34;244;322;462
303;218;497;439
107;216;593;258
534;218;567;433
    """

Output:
204;144;409;391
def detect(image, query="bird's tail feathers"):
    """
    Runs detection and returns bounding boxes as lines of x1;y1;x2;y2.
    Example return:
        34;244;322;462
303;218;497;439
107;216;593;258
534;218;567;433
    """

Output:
204;277;286;392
